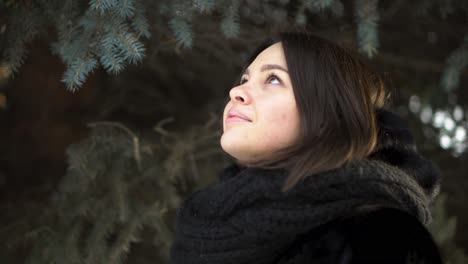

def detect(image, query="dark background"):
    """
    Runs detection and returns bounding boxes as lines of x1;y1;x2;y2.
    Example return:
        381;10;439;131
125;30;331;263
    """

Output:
1;1;467;263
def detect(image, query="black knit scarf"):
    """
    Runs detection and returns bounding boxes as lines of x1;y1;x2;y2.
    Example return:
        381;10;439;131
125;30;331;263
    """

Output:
169;109;441;264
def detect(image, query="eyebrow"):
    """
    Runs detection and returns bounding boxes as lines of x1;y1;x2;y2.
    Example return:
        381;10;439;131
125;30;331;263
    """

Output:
243;64;289;76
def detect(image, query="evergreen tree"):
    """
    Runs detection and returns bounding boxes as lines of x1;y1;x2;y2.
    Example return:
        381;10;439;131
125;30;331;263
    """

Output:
1;0;467;94
429;193;468;264
1;1;468;263
3;115;227;264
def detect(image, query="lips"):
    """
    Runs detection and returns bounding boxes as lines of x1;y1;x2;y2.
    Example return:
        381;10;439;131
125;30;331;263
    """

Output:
227;109;251;122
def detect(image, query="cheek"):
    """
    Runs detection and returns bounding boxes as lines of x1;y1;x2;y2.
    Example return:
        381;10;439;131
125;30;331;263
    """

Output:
222;102;231;129
260;104;299;144
223;103;230;118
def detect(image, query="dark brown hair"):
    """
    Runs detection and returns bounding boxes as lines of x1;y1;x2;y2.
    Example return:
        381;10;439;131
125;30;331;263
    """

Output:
229;30;390;192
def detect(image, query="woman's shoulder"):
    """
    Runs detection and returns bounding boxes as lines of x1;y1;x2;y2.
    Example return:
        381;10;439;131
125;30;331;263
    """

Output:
274;207;443;264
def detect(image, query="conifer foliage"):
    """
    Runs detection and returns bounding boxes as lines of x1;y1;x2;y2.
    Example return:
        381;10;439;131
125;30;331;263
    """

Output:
2;0;150;91
24;125;175;264
1;1;468;263
2;0;467;93
429;194;468;264
7;116;226;264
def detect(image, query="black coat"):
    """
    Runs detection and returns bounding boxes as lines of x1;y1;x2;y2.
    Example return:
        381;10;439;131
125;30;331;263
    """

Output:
169;108;443;264
274;207;443;264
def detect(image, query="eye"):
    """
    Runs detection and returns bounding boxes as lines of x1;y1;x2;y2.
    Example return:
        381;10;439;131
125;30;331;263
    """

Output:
266;73;281;85
239;77;247;85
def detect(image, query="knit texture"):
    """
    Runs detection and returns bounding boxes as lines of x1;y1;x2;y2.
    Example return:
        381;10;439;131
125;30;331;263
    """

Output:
169;109;441;264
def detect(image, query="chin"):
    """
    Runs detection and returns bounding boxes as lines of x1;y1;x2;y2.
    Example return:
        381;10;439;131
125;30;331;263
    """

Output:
220;136;235;155
220;139;246;161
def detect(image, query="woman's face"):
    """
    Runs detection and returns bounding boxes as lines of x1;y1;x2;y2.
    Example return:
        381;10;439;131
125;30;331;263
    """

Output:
220;42;300;164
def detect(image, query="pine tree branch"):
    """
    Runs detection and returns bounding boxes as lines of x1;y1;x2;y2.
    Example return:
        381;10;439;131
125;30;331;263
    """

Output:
375;52;468;77
87;121;142;170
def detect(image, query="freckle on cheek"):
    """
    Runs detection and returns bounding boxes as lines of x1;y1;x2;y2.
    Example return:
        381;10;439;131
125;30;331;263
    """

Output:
281;113;288;121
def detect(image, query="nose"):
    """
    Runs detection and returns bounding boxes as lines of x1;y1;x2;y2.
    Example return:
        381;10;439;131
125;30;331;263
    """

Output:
229;84;251;104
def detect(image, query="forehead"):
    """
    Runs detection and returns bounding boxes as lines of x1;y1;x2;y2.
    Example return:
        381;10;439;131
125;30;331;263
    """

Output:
244;42;286;74
253;42;284;64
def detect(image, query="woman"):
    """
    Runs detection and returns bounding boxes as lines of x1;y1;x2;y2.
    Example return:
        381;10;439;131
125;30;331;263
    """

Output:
169;31;443;263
